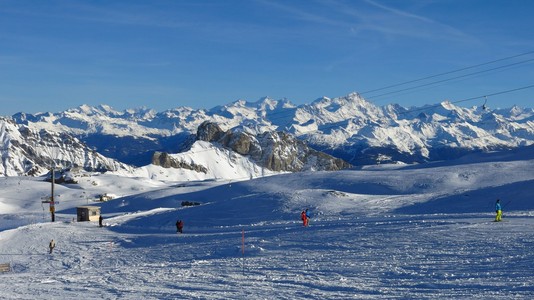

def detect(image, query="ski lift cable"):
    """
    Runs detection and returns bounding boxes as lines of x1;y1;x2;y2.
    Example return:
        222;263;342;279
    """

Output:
360;50;534;95
181;82;532;155
361;58;533;103
365;57;534;100
253;83;534;133
156;84;533;168
211;55;533;127
291;83;534;137
144;84;533;158
190;52;533;130
396;83;534;116
456;83;534;105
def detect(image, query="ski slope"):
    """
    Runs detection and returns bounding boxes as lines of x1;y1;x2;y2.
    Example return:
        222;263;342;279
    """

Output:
0;148;533;299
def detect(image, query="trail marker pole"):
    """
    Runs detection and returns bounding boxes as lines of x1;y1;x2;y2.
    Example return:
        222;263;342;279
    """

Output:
242;229;245;276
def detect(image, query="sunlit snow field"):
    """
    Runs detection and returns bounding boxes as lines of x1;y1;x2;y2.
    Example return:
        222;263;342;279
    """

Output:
1;148;533;299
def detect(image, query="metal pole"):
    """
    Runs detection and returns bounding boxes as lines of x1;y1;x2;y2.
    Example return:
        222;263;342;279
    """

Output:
50;168;55;222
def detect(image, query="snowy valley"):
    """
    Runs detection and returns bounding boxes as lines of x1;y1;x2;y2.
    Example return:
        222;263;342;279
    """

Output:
0;144;533;299
0;96;533;299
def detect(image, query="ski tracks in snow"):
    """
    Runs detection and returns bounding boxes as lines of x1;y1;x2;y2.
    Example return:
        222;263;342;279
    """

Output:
1;214;533;299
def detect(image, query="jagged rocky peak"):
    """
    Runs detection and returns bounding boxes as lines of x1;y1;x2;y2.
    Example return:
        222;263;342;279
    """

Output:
311;92;365;107
69;104;110;116
196;121;225;142
192;122;351;172
68;104;156;120
255;97;278;110
253;96;295;111
123;107;157;119
153;121;350;173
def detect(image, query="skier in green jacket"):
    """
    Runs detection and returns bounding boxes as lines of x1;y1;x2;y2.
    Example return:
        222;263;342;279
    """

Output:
495;199;502;222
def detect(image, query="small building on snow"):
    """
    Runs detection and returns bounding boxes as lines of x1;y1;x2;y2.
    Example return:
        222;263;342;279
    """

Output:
77;206;101;222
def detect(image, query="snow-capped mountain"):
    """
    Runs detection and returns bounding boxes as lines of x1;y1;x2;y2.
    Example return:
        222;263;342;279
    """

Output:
9;93;534;169
175;121;350;172
0;117;131;176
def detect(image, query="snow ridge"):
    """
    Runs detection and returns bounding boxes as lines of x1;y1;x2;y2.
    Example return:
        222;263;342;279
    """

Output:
7;93;534;167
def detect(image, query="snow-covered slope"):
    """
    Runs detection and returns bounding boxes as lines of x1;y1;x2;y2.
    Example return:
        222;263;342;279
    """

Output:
0;116;345;179
0;147;533;299
188;121;351;172
122;140;282;182
11;93;534;167
0;117;131;176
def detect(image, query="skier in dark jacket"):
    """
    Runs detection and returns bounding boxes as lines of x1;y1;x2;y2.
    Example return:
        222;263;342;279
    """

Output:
176;220;184;234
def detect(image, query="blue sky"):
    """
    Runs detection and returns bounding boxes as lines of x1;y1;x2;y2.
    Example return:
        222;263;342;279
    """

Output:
0;0;533;115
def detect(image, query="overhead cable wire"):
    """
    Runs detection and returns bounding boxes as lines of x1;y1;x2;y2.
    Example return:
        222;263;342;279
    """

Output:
265;84;534;134
237;84;534;128
396;83;534;115
365;57;534;100
177;83;534;141
361;50;534;95
170;83;534;156
211;55;534;125
143;85;532;170
185;52;534;127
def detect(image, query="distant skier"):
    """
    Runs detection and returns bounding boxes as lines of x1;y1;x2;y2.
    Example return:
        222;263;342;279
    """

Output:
301;209;310;227
495;199;502;222
176;220;184;234
99;215;103;227
49;239;55;254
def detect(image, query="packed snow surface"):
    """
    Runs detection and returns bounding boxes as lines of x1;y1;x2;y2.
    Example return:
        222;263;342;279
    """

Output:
0;148;533;299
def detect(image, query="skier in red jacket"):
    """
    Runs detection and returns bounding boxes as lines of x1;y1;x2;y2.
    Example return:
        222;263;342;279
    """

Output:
301;209;309;227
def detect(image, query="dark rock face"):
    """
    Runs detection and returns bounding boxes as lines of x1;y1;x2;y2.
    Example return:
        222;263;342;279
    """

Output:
189;122;351;172
152;151;208;173
196;121;224;142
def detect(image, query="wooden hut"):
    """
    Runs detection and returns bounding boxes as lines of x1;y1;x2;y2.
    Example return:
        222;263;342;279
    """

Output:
77;206;101;222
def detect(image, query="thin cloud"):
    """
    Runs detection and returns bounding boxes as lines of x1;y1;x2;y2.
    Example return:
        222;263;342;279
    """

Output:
0;1;192;29
364;0;433;23
255;0;346;27
255;0;475;44
363;0;473;41
63;2;190;29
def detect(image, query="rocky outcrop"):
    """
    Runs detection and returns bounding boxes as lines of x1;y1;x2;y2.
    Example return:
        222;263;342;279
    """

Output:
152;151;208;173
195;121;225;142
194;121;351;172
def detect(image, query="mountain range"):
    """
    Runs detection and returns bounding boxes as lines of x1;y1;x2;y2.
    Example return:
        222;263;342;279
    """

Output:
2;93;533;176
